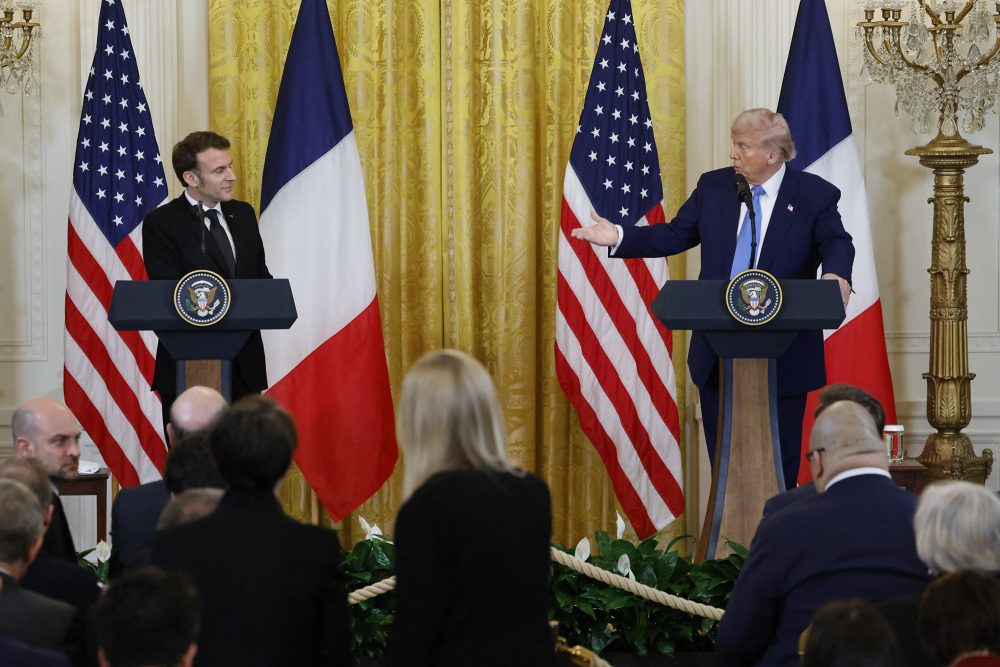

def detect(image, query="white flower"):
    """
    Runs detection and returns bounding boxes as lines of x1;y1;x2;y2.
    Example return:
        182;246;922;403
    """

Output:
574;537;591;562
358;515;383;541
616;512;626;540
616;553;636;581
95;540;111;563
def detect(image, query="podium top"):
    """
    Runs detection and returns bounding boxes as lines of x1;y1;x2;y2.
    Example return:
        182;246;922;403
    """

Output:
109;279;297;332
652;279;845;332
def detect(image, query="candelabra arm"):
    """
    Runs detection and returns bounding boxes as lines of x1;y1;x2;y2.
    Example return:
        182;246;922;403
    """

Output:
918;0;943;25
862;29;894;69
951;0;978;26
12;26;36;62
889;34;935;76
966;31;1000;73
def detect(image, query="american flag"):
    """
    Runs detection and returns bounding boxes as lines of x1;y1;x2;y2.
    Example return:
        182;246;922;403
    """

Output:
555;0;683;538
66;0;168;487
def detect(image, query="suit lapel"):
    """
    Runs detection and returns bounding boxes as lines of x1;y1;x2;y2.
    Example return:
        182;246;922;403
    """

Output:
756;168;799;271
719;170;743;277
220;202;241;277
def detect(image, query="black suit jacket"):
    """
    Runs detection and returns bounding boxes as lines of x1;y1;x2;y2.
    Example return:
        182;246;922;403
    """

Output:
0;572;79;661
761;481;817;521
108;479;170;577
714;474;929;667
615;166;854;395
878;592;932;667
387;470;555;667
152;486;351;667
0;634;70;667
20;553;99;619
42;493;77;563
142;194;272;394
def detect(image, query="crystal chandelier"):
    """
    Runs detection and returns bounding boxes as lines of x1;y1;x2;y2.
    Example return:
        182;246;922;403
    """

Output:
858;0;999;137
1;0;40;98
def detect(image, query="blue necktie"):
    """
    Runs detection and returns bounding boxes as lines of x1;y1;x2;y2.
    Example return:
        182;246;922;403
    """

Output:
730;184;765;278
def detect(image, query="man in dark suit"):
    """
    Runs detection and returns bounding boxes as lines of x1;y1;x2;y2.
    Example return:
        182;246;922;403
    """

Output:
12;397;83;563
0;479;80;661
108;386;227;578
762;383;887;519
713;400;929;666
152;397;351;666
571;108;855;487
142;131;272;424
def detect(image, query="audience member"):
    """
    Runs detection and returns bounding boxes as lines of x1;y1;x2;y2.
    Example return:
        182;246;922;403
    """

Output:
109;386;227;577
12;397;83;562
162;433;227;495
763;383;886;518
713;400;928;666
387;350;555;667
919;570;1000;667
156;489;224;530
152;396;351;666
93;567;200;667
801;599;901;667
878;481;1000;667
0;478;80;661
0;457;100;625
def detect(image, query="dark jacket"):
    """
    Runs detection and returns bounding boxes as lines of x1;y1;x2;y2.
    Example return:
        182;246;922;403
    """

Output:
108;479;170;577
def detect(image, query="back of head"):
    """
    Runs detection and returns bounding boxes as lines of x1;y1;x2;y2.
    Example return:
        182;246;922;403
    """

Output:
163;433;227;495
816;384;886;434
919;570;1000;665
209;395;296;490
94;566;201;667
0;478;44;565
730;108;796;161
914;480;1000;574
168;386;228;443
397;349;512;496
157;488;224;530
0;456;52;508
810;400;886;485
802;599;901;667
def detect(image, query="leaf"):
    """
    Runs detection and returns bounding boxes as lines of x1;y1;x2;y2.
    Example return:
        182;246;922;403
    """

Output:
594;530;613;556
575;600;596;619
724;540;749;557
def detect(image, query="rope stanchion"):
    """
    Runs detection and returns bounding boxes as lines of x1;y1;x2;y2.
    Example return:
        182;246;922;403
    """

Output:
549;547;725;621
348;576;396;605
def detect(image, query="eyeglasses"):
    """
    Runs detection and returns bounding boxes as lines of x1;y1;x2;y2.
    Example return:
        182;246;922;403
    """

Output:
805;447;826;462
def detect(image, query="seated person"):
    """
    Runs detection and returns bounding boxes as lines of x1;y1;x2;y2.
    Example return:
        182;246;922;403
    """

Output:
919;570;1000;667
801;599;901;667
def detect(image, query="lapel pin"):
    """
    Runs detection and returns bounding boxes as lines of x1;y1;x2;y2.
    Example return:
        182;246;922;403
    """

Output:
787;204;794;213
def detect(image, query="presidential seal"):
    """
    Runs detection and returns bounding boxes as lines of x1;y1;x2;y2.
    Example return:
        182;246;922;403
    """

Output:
726;269;782;326
174;270;231;327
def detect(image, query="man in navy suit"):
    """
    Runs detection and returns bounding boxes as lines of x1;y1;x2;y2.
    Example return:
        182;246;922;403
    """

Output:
572;108;854;487
713;400;928;666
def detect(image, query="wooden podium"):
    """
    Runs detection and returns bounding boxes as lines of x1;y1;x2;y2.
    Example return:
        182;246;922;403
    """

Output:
652;279;844;560
109;279;297;400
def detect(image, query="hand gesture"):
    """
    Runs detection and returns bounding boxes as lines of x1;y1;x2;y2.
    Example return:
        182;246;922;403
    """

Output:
570;210;619;247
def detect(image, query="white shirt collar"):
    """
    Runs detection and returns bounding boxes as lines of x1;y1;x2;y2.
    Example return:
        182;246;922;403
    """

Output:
755;162;786;199
824;466;891;491
183;190;223;216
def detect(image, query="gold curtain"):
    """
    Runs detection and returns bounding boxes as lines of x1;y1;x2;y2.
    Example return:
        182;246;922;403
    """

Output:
207;0;687;548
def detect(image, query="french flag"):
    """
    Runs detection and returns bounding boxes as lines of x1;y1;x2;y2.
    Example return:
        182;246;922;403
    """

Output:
259;0;397;519
777;0;897;483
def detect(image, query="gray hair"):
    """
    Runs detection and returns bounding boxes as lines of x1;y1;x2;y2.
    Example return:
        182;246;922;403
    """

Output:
397;349;515;497
157;487;224;530
0;457;52;508
731;108;797;162
0;478;45;563
915;480;1000;574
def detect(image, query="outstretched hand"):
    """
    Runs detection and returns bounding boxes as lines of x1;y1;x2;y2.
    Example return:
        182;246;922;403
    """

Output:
570;210;619;247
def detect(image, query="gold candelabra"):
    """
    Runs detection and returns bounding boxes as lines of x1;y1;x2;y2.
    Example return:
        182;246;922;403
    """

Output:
859;0;998;484
0;0;39;99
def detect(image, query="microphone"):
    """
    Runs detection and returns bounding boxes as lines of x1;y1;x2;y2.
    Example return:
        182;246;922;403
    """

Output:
191;200;207;258
733;173;757;271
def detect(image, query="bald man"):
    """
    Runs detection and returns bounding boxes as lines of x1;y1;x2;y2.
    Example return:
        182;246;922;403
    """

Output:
13;398;83;562
714;402;928;667
109;386;227;578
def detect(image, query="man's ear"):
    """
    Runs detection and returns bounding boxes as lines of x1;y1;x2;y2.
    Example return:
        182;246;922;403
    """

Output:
13;437;33;457
26;533;43;566
182;643;198;667
166;423;175;448
182;170;199;188
43;504;54;530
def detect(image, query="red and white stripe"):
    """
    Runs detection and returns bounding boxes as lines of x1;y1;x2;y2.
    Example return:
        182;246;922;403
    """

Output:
65;192;167;487
556;166;684;538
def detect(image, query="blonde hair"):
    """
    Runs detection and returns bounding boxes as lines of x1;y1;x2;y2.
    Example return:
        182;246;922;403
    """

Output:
731;108;797;162
397;349;514;497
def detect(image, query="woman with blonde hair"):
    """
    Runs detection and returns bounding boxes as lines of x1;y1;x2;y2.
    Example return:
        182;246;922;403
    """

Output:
387;349;556;667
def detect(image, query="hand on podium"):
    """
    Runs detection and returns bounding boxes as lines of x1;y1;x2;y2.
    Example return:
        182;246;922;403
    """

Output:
570;210;619;247
821;273;851;309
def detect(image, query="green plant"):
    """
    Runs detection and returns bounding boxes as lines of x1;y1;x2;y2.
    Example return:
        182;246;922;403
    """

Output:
548;532;746;656
77;539;112;584
344;536;396;659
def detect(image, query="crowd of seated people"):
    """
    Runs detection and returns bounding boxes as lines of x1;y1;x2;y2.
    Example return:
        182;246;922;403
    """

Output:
3;373;999;667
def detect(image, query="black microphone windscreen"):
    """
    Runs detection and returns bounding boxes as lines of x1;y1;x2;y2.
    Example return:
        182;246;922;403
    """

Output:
733;173;752;204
